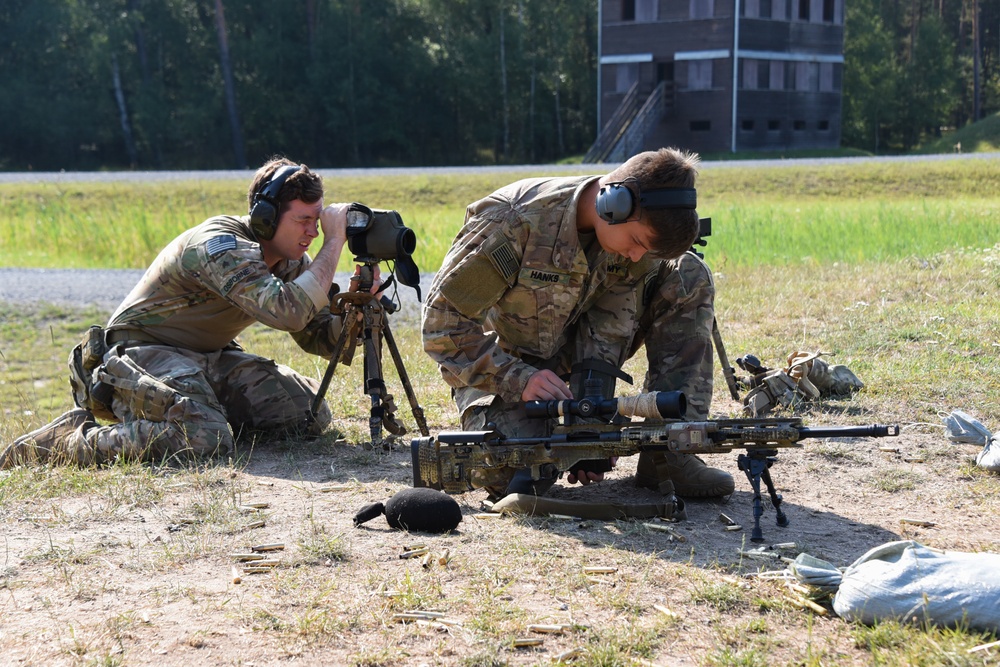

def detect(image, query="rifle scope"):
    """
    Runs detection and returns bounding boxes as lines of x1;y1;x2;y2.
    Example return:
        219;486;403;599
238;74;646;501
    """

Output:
524;390;686;421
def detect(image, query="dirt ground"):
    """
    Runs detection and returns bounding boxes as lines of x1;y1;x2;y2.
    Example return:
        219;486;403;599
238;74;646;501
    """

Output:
2;412;997;666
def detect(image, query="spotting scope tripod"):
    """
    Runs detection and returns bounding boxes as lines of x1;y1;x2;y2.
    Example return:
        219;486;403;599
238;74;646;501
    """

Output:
309;260;429;448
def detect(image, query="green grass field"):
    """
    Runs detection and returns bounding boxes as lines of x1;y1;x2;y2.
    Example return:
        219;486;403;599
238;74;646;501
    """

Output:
2;158;998;271
1;158;998;666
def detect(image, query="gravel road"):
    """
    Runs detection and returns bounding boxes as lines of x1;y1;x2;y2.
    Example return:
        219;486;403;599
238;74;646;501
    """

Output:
0;267;432;322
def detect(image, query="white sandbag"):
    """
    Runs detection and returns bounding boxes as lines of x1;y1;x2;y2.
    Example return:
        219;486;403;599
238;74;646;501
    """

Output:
977;436;1000;472
943;410;992;446
832;540;1000;633
789;553;843;594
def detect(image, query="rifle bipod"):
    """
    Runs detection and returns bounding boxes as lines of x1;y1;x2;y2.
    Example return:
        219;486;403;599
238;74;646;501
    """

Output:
736;449;789;543
309;263;429;448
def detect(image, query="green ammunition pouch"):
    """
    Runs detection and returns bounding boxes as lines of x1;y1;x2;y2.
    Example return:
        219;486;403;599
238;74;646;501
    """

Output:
68;325;116;421
96;353;177;422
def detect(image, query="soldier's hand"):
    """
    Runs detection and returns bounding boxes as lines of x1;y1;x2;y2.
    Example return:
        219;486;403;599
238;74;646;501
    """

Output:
348;264;384;294
566;457;618;485
521;369;572;401
319;203;349;245
566;469;604;485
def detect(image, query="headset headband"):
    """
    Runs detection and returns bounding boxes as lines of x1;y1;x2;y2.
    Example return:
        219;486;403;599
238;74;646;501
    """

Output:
257;165;301;207
639;187;697;210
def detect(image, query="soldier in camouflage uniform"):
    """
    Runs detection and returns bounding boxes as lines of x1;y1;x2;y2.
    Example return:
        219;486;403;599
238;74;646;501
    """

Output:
2;158;373;468
422;148;735;499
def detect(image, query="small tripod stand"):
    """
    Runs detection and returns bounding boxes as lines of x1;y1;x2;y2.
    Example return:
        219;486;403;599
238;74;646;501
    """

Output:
310;260;429;448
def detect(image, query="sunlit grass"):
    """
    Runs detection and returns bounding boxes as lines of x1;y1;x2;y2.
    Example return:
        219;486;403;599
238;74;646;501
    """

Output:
3;158;999;272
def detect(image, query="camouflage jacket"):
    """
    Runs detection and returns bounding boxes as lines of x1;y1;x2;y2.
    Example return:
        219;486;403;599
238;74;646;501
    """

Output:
107;215;343;356
422;176;658;410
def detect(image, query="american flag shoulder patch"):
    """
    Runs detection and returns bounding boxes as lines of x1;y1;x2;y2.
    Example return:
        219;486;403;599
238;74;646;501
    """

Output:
205;234;237;258
488;243;520;283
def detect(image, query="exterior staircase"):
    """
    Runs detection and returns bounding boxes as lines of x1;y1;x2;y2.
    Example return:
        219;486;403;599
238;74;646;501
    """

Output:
583;81;671;164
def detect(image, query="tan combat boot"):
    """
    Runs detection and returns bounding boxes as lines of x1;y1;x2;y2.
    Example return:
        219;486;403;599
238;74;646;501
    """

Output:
635;450;735;497
0;409;96;468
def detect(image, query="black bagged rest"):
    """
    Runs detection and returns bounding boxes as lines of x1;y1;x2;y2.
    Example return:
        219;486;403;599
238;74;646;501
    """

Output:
353;487;462;533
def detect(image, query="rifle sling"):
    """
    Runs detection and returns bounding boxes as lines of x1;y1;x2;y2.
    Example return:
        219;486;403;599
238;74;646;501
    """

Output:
489;493;686;522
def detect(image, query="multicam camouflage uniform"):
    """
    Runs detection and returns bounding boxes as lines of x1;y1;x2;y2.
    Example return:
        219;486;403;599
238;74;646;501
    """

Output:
72;215;343;464
422;176;715;492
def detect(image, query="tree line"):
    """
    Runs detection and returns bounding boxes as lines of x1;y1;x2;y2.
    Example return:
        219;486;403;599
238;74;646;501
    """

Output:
0;0;995;171
843;0;999;151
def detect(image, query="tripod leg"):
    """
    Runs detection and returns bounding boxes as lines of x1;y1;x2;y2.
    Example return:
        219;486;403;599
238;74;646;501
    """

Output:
761;465;789;528
382;318;429;437
738;453;767;543
310;306;358;424
362;307;388;447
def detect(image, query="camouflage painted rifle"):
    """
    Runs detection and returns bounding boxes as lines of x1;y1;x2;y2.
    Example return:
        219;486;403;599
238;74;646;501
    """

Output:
412;390;899;542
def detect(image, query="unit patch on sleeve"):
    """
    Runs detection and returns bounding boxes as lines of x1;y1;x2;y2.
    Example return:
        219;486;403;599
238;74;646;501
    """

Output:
205;234;238;258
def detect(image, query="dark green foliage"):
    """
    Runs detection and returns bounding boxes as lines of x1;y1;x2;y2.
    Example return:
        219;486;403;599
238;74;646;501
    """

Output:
0;0;598;170
842;0;998;153
0;0;995;168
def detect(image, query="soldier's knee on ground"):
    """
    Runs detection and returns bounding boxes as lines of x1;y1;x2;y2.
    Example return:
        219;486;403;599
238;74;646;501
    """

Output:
88;418;233;464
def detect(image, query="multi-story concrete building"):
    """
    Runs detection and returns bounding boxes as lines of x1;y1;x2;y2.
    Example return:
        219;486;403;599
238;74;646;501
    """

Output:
586;0;845;160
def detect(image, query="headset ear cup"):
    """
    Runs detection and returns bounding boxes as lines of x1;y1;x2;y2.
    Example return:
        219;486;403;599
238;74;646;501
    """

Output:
248;164;301;241
596;183;635;224
249;199;278;240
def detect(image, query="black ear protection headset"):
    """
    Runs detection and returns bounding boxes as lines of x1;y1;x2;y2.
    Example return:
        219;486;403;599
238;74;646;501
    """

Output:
595;180;697;224
249;165;302;240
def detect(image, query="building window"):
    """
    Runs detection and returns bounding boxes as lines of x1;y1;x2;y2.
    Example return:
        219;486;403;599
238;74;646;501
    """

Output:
769;61;785;90
636;0;658;21
743;0;759;17
757;60;771;88
760;0;773;18
818;120;830;131
687;59;713;90
741;119;755;131
742;59;758;89
768;119;781;131
615;63;639;93
793;120;806;131
819;62;834;91
690;0;714;19
690;120;711;131
798;0;809;20
623;0;658;21
795;61;818;91
823;0;835;21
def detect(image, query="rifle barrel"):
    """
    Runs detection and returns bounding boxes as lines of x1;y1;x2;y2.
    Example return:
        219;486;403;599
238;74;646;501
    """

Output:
798;424;900;439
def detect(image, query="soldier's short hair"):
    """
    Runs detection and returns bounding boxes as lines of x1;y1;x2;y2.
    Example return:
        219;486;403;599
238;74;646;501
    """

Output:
603;147;701;260
247;157;324;214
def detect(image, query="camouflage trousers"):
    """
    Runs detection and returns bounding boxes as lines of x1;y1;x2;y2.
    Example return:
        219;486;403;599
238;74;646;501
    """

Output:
80;344;331;464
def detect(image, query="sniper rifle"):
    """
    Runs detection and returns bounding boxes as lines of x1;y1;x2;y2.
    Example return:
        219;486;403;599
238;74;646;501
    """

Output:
412;390;899;542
